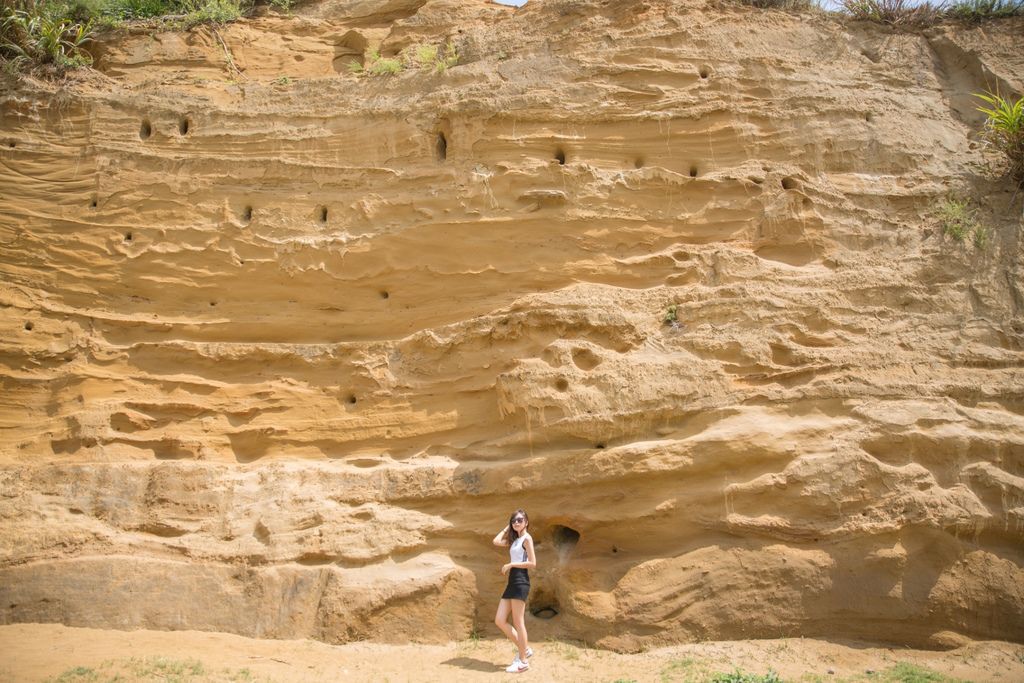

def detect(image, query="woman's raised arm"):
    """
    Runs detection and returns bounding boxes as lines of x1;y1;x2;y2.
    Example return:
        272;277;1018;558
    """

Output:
492;525;509;547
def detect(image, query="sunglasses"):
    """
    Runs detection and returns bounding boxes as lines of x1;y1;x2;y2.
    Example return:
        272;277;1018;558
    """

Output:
512;517;526;524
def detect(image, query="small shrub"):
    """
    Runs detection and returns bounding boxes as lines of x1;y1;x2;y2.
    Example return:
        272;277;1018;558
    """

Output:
945;0;1024;20
841;0;943;26
937;196;975;242
975;91;1024;187
663;304;679;325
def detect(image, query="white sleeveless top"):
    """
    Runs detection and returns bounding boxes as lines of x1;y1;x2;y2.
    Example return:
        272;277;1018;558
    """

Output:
509;534;529;563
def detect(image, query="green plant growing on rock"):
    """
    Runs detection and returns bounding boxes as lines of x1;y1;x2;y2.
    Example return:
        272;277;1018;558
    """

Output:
972;224;991;250
360;49;401;76
936;197;976;242
663;304;679;325
414;40;458;73
975;91;1024;187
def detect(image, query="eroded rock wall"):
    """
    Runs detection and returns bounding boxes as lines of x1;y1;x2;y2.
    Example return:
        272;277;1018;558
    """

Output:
1;0;1023;650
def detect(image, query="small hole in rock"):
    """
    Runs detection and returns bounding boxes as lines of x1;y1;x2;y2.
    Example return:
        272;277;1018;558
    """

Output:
139;119;152;140
750;176;763;185
7;140;15;148
24;321;34;331
699;66;710;79
612;545;618;553
532;606;559;619
124;232;133;242
209;301;217;307
90;197;98;208
555;148;566;165
380;291;390;300
436;131;447;161
689;165;699;178
595;442;605;449
179;117;190;135
318;206;328;223
242;206;253;222
347;394;357;405
555;378;569;392
782;177;799;190
864;112;873;123
634;158;644;169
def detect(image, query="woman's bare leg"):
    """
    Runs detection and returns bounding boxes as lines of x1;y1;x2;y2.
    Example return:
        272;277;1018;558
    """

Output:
494;599;519;646
510;599;529;661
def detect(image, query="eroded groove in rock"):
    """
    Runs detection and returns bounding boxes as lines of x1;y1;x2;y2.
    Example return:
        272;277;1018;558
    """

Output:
1;0;1023;652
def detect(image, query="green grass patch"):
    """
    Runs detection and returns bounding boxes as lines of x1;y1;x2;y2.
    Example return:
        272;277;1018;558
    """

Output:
47;656;271;683
936;196;978;243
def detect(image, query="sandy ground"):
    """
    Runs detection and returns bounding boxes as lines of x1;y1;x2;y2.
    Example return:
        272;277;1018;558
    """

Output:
1;624;1022;682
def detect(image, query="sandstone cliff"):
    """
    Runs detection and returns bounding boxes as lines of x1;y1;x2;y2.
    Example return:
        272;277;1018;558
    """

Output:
1;0;1023;652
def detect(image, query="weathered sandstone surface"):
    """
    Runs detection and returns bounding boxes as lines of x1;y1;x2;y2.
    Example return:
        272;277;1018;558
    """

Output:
1;0;1023;652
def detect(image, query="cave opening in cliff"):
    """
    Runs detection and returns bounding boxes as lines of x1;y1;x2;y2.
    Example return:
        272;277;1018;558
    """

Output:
699;65;710;79
241;205;253;222
555;148;566;165
551;524;580;559
689;165;699;178
23;321;33;331
529;584;560;619
782;176;800;190
555;377;569;391
634;157;644;169
318;206;328;223
179;117;190;135
90;196;97;208
139;119;152;140
436;132;447;161
124;232;132;242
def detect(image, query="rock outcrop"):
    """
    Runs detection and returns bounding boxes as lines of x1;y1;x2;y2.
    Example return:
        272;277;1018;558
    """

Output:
1;0;1023;651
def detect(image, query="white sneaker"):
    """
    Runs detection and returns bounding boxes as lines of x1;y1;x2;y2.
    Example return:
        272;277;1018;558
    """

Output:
526;647;534;658
506;657;529;673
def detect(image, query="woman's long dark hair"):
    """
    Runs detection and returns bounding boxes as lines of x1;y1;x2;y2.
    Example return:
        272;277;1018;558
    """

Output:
507;509;529;544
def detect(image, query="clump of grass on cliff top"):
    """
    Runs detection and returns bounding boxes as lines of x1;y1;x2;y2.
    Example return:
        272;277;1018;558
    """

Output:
841;0;943;27
945;0;1024;21
975;91;1024;188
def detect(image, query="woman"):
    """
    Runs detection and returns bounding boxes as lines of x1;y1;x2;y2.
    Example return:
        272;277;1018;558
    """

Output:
492;508;536;674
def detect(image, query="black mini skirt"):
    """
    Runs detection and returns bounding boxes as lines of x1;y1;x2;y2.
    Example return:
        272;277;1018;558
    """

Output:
501;567;530;601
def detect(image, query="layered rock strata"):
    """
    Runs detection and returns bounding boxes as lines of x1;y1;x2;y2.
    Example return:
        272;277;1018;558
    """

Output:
1;0;1023;650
